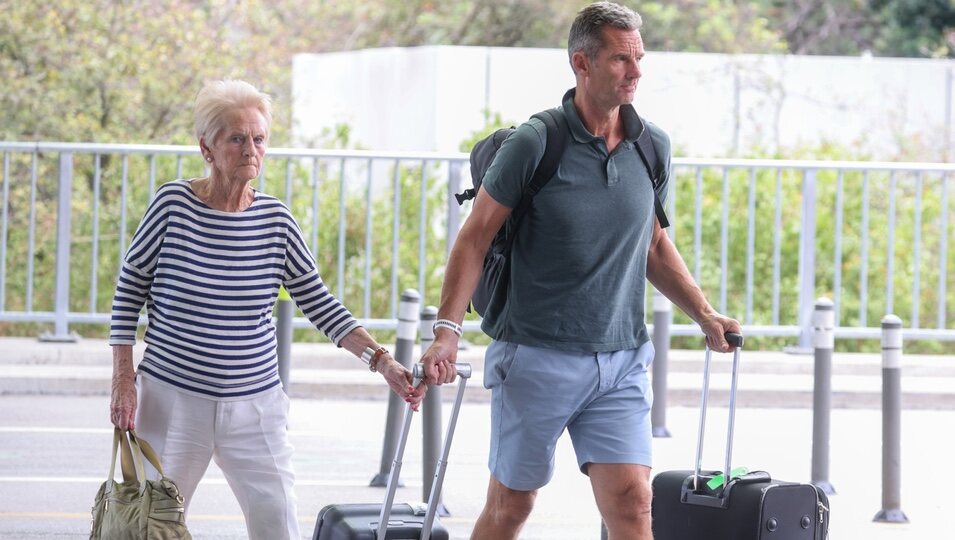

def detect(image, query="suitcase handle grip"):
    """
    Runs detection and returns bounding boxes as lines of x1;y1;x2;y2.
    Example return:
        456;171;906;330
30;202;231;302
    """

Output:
412;362;473;380
378;363;471;540
693;331;744;493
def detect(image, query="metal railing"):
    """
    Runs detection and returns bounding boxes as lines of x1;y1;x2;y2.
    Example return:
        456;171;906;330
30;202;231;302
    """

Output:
0;141;952;345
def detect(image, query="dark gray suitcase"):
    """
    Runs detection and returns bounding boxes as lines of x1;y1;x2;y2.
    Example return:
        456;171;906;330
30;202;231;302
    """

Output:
651;333;830;540
312;363;471;540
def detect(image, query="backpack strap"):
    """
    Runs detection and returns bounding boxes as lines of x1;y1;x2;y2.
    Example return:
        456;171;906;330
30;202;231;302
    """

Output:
633;113;670;229
503;108;567;251
456;128;515;205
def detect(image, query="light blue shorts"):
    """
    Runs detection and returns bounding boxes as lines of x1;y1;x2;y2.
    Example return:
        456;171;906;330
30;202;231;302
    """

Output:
483;340;655;491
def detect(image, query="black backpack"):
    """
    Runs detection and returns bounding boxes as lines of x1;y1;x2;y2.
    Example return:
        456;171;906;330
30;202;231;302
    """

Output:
457;108;667;317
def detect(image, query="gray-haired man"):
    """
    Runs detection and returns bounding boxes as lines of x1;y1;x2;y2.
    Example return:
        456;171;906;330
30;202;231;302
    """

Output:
421;3;740;538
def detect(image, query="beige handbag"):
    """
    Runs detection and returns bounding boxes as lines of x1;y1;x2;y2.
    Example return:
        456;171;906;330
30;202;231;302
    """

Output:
89;428;191;539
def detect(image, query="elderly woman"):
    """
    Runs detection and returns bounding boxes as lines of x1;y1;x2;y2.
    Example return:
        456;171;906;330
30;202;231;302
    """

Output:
108;79;424;539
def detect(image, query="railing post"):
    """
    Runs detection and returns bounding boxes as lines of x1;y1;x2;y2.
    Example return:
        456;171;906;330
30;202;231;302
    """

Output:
40;152;78;343
873;314;909;523
370;289;420;486
419;305;450;516
811;297;835;494
275;287;293;393
446;161;463;259
651;289;672;438
792;169;817;353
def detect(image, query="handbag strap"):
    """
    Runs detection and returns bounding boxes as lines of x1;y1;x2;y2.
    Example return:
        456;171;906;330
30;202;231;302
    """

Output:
106;428;120;491
128;429;166;476
126;432;148;491
107;427;139;492
107;428;169;496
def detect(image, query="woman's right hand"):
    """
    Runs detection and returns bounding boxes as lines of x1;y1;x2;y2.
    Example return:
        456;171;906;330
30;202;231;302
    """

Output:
110;345;137;430
110;374;137;430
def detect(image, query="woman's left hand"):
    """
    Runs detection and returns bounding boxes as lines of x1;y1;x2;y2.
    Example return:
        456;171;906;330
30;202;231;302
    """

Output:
379;356;426;410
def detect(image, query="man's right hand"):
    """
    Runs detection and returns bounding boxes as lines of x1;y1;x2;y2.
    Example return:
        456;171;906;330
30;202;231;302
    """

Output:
420;332;459;385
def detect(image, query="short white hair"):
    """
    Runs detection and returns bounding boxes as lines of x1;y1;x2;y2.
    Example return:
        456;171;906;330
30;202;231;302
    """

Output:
193;79;272;144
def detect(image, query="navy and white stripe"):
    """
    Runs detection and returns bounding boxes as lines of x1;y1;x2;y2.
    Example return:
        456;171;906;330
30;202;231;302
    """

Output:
109;179;360;400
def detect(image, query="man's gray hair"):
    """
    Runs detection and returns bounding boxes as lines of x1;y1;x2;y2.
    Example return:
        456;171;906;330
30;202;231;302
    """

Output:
568;1;643;67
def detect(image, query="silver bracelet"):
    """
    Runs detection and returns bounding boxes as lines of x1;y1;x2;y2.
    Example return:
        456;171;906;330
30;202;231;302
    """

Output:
433;319;463;337
360;346;388;372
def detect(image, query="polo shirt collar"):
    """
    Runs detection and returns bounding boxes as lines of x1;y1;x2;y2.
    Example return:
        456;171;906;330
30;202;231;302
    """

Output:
561;87;644;145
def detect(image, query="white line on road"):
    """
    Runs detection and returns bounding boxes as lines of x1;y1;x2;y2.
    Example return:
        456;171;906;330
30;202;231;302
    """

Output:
0;476;422;488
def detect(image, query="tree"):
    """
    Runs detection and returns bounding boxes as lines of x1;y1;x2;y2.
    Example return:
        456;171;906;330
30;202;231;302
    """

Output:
767;0;879;56
764;0;955;58
638;0;788;54
0;0;327;145
871;0;955;58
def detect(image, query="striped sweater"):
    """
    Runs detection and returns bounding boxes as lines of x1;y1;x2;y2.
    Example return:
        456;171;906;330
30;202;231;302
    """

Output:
109;179;360;400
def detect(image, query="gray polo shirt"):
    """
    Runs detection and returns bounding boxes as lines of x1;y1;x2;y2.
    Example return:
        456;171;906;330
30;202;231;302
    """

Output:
480;89;671;352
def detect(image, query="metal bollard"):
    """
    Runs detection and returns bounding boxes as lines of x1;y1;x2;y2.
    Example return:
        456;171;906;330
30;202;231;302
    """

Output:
811;297;836;494
420;306;450;516
873;314;909;523
370;289;421;487
651;289;672;438
275;287;294;393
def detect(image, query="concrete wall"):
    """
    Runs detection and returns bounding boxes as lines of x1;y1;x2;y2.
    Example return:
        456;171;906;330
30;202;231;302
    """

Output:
292;46;954;159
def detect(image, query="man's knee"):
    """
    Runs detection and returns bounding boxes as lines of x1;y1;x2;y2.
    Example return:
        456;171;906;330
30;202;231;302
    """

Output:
591;464;653;516
487;478;537;523
619;476;653;516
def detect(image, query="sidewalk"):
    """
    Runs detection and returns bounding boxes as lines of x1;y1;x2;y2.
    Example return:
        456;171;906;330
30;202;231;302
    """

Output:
3;337;955;409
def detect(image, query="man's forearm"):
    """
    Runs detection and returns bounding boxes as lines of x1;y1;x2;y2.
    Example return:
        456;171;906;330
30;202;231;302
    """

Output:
646;233;715;325
436;231;488;323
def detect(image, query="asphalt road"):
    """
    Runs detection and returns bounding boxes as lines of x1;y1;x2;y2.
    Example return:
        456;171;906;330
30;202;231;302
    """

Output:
1;392;952;539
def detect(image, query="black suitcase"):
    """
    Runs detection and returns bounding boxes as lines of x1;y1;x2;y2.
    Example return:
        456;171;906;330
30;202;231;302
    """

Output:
651;333;830;540
312;363;471;540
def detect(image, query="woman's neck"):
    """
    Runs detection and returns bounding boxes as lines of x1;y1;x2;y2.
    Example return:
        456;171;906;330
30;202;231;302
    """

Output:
192;175;254;212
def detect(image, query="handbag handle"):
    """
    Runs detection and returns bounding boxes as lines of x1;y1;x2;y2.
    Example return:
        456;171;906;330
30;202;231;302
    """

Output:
106;428;137;491
107;428;168;494
128;430;166;476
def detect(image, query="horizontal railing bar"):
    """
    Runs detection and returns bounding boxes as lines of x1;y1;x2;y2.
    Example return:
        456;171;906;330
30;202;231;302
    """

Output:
672;158;955;173
0;142;470;162
2;142;954;173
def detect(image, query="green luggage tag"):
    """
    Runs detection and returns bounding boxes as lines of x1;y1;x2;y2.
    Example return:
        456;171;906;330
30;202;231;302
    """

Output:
707;467;749;490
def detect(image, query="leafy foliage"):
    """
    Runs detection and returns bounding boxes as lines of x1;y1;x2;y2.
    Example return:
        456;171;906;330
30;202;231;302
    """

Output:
2;0;952;146
1;0;952;351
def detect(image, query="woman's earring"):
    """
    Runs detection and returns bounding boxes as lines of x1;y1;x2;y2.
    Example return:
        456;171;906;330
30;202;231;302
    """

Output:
205;156;212;162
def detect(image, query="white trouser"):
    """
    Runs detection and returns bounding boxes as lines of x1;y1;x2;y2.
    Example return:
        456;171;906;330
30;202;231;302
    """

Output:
135;375;300;540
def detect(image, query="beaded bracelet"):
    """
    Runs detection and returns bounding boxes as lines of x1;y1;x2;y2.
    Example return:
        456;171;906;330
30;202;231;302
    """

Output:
433;319;463;337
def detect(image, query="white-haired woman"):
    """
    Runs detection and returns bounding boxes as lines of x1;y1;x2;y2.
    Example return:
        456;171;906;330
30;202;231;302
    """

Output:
108;79;424;539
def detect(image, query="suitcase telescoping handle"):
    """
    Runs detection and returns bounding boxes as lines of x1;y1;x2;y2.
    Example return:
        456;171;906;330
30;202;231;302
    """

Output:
693;332;744;492
377;363;472;540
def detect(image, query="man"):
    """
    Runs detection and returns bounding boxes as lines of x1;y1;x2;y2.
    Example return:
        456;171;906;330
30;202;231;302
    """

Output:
420;2;740;539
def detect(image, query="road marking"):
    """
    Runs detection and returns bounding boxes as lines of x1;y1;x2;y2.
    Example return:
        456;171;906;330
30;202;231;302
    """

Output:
0;511;246;522
0;511;475;525
0;426;438;437
0;427;112;434
0;476;421;488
